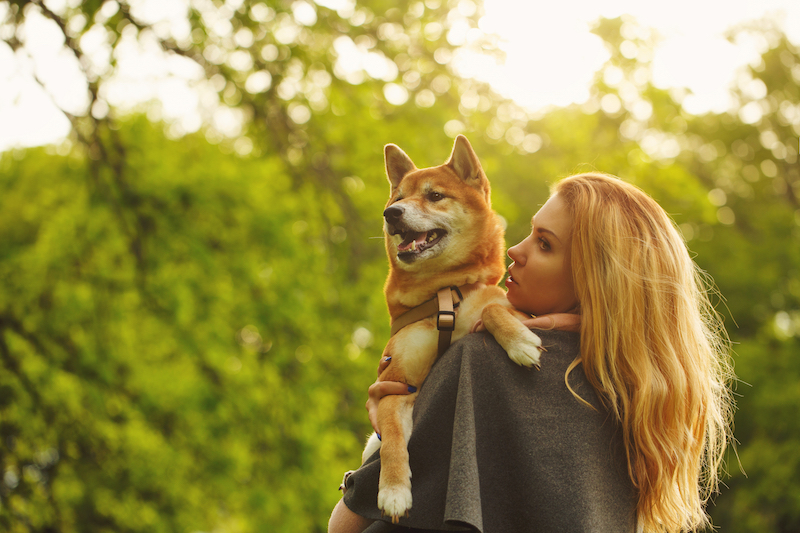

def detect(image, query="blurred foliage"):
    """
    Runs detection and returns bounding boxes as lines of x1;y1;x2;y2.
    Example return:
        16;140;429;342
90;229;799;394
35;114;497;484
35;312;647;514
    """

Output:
1;0;799;531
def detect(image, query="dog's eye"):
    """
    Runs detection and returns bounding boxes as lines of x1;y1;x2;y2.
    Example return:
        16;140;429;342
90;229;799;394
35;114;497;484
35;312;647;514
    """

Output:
427;192;444;202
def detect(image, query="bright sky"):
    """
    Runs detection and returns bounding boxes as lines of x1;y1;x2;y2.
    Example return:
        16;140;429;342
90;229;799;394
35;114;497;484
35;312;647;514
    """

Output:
0;0;798;152
460;0;800;113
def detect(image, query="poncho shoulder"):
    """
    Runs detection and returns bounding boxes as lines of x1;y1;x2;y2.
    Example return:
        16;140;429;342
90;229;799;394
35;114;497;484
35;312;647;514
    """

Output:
343;330;637;533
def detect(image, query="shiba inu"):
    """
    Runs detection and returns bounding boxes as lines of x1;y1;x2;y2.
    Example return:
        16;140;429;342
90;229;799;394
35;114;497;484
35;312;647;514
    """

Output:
361;135;544;522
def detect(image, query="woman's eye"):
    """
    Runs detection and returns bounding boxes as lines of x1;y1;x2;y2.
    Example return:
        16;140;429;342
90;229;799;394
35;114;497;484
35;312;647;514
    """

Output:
428;192;444;202
538;238;550;251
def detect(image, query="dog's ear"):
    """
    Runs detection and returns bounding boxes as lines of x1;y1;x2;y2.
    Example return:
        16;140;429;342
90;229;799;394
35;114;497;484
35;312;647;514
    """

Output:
446;135;488;194
385;144;416;189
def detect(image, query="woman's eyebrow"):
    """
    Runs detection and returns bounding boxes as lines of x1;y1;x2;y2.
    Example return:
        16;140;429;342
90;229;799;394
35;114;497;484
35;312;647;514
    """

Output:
532;217;562;243
536;227;562;244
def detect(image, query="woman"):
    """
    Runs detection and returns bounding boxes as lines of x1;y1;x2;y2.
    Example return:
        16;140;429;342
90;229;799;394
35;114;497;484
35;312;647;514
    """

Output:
330;173;734;533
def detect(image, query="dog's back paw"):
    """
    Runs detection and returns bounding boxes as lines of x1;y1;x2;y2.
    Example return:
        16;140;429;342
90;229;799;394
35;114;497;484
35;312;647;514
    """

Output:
378;484;412;524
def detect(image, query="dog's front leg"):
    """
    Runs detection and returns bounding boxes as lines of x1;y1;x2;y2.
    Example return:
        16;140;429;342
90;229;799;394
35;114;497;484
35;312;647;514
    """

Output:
376;392;417;523
482;303;543;368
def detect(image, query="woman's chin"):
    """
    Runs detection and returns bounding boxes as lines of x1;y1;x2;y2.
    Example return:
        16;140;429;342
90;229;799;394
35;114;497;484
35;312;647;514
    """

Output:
504;292;526;314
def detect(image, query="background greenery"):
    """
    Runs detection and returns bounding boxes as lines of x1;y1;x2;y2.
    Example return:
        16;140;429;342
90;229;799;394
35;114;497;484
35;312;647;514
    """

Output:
1;1;799;531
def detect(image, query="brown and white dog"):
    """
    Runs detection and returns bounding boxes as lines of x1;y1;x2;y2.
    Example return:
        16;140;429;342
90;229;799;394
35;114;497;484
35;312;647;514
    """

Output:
361;135;543;522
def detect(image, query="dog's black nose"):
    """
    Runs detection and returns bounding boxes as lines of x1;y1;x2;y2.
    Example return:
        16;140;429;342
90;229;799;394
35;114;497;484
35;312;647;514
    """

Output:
383;205;404;225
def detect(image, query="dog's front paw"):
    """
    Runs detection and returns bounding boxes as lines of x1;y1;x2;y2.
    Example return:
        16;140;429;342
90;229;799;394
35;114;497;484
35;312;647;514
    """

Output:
506;331;543;368
378;484;412;524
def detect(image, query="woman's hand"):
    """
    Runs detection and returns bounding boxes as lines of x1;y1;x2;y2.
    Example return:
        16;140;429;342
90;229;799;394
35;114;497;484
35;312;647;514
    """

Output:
366;357;416;435
472;313;581;333
521;313;581;332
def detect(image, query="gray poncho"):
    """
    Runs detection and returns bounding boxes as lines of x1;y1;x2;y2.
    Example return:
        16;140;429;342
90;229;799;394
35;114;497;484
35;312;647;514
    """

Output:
343;330;637;533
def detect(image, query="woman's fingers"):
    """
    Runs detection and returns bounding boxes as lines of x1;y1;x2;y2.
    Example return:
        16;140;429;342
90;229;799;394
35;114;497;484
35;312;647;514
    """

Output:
520;313;581;332
377;356;392;376
366;380;415;434
474;313;580;334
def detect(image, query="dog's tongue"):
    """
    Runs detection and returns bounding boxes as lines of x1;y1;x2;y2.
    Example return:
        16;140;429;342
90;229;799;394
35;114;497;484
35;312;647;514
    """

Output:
398;231;428;252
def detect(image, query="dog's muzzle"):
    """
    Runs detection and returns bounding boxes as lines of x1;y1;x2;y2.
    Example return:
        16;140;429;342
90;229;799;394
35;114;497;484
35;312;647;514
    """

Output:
384;205;405;235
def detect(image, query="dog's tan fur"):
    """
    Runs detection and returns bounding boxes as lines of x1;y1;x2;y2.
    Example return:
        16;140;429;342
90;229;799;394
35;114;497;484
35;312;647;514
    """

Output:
361;136;543;522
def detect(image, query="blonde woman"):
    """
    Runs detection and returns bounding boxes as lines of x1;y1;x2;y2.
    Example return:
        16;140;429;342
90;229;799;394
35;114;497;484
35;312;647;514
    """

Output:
330;173;734;533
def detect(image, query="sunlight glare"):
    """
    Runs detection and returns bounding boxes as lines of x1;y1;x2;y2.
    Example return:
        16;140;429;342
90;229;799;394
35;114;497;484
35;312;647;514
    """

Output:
456;0;609;109
1;0;800;151
459;0;800;113
651;34;744;114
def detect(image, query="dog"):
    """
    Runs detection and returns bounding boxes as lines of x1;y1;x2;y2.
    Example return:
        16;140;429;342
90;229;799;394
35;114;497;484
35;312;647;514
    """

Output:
360;135;544;522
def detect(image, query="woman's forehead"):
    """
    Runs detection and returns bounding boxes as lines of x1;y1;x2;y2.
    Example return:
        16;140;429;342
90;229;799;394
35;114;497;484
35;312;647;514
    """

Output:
533;194;572;236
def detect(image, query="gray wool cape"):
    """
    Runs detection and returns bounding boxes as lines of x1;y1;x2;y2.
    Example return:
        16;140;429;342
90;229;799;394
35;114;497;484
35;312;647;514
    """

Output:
342;329;638;533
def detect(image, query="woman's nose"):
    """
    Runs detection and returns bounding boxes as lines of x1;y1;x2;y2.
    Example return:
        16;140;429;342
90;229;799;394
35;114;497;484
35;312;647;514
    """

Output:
508;241;524;264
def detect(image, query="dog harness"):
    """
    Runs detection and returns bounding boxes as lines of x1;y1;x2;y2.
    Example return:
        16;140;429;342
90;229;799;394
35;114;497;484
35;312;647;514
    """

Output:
390;285;471;356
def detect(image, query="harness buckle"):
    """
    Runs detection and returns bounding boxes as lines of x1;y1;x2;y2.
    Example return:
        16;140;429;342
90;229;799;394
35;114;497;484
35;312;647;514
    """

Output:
437;310;455;331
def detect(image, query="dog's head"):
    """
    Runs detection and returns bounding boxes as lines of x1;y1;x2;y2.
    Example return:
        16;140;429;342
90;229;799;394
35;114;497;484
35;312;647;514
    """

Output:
382;135;499;272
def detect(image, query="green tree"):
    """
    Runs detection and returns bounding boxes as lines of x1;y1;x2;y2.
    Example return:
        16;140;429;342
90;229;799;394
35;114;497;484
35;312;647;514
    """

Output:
2;1;800;531
1;0;499;530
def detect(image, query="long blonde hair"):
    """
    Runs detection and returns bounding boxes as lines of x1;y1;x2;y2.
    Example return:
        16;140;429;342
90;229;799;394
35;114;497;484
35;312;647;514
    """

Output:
554;173;734;532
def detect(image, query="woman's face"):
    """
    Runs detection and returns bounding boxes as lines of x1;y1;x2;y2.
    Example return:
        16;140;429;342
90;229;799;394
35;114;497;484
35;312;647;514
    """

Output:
505;193;579;316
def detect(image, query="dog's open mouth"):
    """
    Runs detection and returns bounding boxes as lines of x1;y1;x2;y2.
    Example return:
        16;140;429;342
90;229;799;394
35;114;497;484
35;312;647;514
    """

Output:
396;229;447;258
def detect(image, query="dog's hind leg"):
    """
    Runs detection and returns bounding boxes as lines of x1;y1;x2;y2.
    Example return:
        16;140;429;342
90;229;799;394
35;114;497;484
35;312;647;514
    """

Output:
376;392;417;523
482;303;543;368
362;432;381;464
